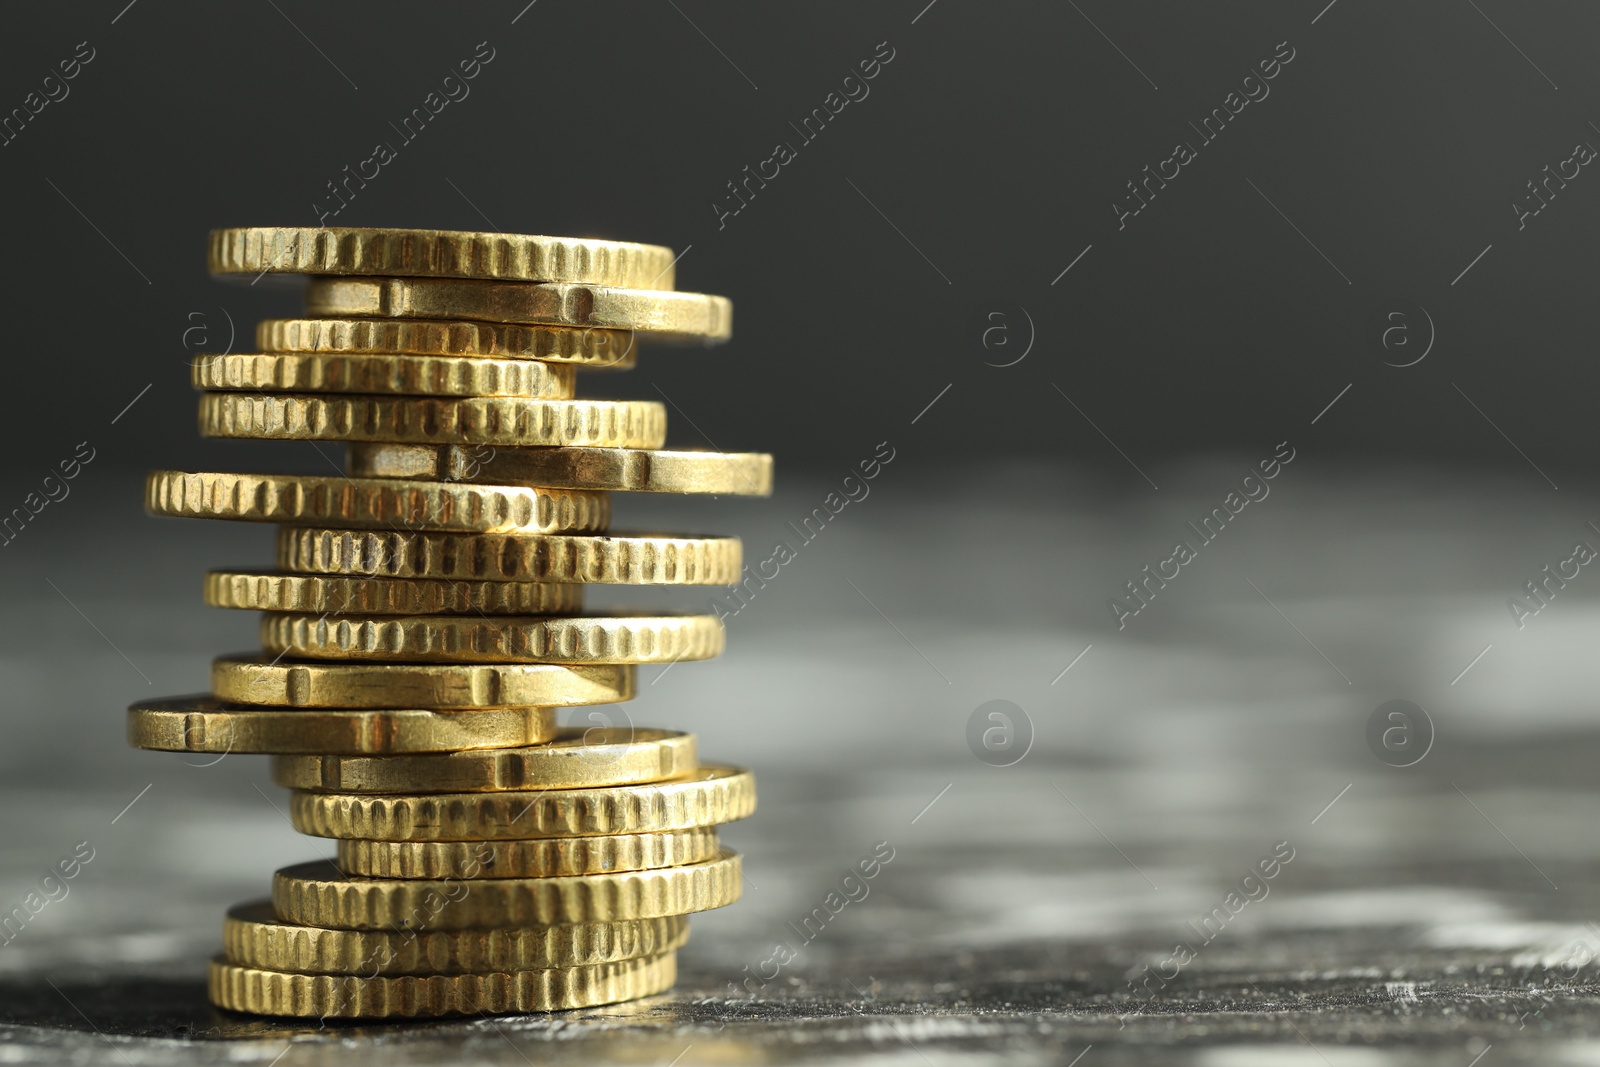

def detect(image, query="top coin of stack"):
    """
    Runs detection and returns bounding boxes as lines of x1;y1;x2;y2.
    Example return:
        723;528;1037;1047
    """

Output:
131;226;766;1019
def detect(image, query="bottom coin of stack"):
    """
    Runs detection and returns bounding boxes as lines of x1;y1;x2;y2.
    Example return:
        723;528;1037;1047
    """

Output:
203;730;756;1018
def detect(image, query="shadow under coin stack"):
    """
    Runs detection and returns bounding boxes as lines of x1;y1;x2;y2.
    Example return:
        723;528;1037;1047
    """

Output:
129;226;765;1019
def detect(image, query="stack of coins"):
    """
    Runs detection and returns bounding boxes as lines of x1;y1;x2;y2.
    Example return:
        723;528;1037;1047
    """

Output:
129;226;765;1019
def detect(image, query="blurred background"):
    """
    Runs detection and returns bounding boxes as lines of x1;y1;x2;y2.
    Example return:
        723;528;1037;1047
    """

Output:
3;2;1600;1063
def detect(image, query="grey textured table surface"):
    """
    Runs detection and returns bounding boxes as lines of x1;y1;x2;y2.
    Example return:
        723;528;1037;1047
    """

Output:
3;461;1599;1065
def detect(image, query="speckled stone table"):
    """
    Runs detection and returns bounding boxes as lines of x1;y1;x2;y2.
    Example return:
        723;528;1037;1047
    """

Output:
3;463;1599;1065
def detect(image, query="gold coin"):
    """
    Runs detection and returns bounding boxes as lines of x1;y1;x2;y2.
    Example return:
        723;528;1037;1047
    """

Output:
128;696;558;755
204;571;582;616
209;226;678;289
290;764;755;840
338;827;720;879
279;527;742;585
257;318;637;369
222;900;689;975
198;393;666;449
272;727;697;793
273;848;741;929
305;277;732;343
192;351;576;398
348;443;773;496
207;951;676;1018
146;471;609;534
261;611;724;664
211;656;634;709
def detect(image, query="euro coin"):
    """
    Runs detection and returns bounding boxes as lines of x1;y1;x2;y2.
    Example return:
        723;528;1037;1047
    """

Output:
349;443;772;495
256;317;637;369
128;696;558;755
207;951;676;1018
217;902;681;979
222;900;689;974
146;470;609;534
290;764;755;840
209;226;678;289
198;393;666;449
203;571;582;616
272;848;741;928
261;611;725;665
192;351;576;398
210;656;634;709
305;277;731;342
337;827;720;879
272;727;697;793
278;527;742;585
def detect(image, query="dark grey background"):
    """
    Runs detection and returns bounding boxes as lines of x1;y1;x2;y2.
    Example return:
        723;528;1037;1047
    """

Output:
0;1;1595;488
4;3;1600;1063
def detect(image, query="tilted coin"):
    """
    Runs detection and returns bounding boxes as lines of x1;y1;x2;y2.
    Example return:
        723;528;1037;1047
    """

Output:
192;351;576;398
273;848;741;928
199;393;666;449
223;900;689;975
262;611;724;665
279;527;742;585
338;827;721;879
128;696;558;755
272;727;697;793
291;764;755;840
305;277;732;343
146;471;609;534
209;226;678;289
208;952;675;1018
256;318;637;369
211;656;635;709
349;443;773;495
204;571;582;616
